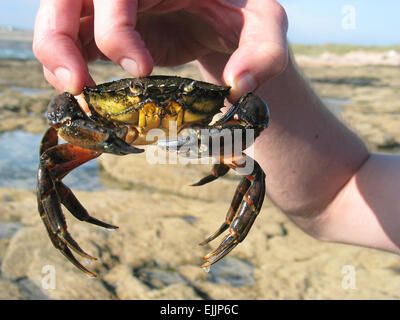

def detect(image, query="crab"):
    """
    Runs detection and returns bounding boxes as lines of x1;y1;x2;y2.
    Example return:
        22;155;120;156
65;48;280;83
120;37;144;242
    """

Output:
37;75;269;277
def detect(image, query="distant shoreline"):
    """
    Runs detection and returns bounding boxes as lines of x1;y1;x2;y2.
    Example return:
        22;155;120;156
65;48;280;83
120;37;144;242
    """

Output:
0;28;33;42
1;28;400;65
291;43;400;56
1;28;400;51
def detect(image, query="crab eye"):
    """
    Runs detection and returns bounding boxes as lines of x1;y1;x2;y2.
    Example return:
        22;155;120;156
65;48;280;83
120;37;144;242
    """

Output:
63;118;72;126
128;80;142;96
183;81;196;93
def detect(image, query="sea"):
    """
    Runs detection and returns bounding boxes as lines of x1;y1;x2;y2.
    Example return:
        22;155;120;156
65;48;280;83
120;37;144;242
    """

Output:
0;28;35;60
0;40;35;60
0;31;105;190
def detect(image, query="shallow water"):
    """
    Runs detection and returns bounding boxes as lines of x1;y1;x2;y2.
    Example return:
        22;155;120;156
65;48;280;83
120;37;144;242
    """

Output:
0;130;104;190
325;98;351;105
207;257;256;287
0;48;35;60
135;256;255;289
8;86;52;96
0;39;35;60
0;221;22;239
135;267;186;289
324;97;352;114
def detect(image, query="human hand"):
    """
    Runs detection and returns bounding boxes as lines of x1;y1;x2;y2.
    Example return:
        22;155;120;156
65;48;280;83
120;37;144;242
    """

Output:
33;0;288;99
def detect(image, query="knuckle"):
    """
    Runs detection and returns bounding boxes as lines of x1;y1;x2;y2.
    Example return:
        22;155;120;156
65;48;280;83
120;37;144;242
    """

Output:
33;32;72;60
94;28;113;52
95;22;133;54
32;36;49;59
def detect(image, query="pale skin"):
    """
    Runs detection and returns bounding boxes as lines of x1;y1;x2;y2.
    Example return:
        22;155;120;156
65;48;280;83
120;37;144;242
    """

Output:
33;0;400;254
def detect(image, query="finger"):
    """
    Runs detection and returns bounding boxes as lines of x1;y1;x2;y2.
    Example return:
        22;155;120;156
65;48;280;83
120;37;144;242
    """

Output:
79;16;107;62
43;66;96;93
83;38;108;63
79;15;95;49
93;0;153;76
223;1;289;100
33;0;89;95
197;52;231;85
81;0;94;17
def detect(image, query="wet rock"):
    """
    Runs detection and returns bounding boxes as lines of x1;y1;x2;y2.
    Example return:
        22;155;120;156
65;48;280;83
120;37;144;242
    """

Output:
103;264;150;299
1;58;400;300
1;226;116;300
98;152;240;203
1;227;44;279
0;222;22;239
0;279;24;300
144;283;201;300
2;162;400;300
135;267;186;289
206;257;256;287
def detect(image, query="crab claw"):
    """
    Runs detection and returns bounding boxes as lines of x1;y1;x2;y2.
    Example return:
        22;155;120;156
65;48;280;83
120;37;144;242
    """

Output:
57;119;144;155
100;133;144;155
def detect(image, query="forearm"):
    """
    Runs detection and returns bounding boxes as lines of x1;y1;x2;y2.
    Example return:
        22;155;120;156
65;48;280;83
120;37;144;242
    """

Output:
252;55;369;219
318;154;400;253
250;56;400;253
198;52;400;253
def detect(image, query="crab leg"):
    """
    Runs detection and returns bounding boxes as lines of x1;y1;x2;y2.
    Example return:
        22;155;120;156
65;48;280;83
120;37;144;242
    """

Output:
201;162;265;267
192;95;267;267
190;163;230;186
37;194;97;277
37;127;117;277
38;162;98;277
38;128;97;276
39;128;116;228
55;181;118;229
176;122;266;266
198;176;251;245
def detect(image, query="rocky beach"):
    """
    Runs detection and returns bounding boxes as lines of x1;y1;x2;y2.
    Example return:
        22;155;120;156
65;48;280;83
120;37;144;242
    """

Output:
1;31;400;299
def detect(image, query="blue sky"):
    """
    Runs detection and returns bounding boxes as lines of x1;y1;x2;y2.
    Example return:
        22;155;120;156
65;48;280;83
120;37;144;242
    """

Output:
281;0;400;45
1;0;399;45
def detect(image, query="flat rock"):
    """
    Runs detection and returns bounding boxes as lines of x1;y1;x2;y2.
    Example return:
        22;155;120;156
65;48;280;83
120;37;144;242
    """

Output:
1;59;400;300
1;186;400;300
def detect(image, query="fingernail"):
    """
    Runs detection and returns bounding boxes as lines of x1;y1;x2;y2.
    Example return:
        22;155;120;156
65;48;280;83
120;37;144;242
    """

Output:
54;67;71;90
75;93;90;114
120;58;140;76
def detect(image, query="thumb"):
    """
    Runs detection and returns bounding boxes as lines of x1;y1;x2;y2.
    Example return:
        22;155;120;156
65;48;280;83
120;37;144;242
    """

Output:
223;2;289;100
